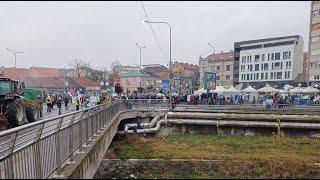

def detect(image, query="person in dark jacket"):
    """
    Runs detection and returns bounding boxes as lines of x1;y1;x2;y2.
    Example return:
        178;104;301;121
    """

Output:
57;96;62;115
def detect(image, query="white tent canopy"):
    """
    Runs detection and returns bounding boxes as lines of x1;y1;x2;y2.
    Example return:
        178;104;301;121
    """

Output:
257;84;279;93
226;86;240;93
289;87;304;94
301;86;320;93
210;86;227;93
242;85;257;93
194;88;207;94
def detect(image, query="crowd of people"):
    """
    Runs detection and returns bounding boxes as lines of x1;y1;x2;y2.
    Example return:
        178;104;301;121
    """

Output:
39;89;319;115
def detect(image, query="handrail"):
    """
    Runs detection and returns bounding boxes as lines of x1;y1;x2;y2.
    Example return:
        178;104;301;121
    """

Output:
0;99;170;179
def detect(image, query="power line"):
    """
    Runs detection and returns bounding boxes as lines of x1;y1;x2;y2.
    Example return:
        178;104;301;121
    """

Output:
140;1;167;59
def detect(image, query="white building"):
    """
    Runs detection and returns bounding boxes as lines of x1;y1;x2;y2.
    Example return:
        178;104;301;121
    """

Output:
234;35;304;88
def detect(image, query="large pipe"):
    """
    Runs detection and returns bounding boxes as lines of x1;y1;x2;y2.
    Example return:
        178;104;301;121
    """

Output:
124;118;320;134
167;112;320;122
124;115;162;131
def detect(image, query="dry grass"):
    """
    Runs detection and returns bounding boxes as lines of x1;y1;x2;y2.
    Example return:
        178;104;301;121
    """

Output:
110;134;320;163
104;134;320;178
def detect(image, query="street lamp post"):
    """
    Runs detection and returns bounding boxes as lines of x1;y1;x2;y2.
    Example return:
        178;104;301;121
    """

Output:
144;20;172;110
208;43;223;86
208;43;215;54
136;43;146;93
7;48;24;68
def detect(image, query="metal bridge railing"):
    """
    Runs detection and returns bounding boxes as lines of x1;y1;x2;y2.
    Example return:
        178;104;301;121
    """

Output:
0;100;126;179
0;99;170;179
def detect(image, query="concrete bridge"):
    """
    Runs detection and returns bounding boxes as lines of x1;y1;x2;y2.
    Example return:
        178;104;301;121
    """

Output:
0;100;320;179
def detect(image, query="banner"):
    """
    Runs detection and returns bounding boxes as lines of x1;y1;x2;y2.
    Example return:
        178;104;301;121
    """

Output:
204;72;216;90
162;80;170;90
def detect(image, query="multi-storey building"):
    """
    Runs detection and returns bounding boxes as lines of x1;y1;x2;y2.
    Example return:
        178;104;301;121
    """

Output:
199;51;234;88
172;62;200;95
308;1;320;87
234;35;304;89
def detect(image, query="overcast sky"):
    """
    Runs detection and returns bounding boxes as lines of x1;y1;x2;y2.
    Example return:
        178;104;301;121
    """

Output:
0;1;310;69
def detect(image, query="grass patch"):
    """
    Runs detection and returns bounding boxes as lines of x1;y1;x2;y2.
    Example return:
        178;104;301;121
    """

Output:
109;134;320;163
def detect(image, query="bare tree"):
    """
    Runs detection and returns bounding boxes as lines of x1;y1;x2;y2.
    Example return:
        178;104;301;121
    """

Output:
69;59;91;78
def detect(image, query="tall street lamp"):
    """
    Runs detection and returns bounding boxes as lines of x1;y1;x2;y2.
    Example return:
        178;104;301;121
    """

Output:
143;20;172;110
7;48;24;68
208;42;223;86
136;43;146;93
208;43;215;54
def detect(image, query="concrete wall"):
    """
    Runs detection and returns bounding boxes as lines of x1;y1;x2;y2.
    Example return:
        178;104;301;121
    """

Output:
58;110;163;179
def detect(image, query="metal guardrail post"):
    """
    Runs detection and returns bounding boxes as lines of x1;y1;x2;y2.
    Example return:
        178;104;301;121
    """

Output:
54;117;64;177
34;123;45;178
5;132;17;179
68;114;77;164
91;112;94;137
78;113;85;153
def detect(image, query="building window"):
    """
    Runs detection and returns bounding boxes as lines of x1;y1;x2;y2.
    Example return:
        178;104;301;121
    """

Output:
268;54;270;61
283;52;289;59
265;73;268;80
271;72;273;79
271;53;275;60
254;55;260;62
242;56;246;63
311;50;320;56
261;73;264;80
255;64;259;71
314;75;320;80
311;36;320;44
247;74;249;80
226;65;231;71
276;72;282;79
241;65;245;72
274;62;281;70
263;63;268;70
313;10;320;19
285;71;291;79
250;74;253;80
310;62;318;68
217;66;220;71
256;73;259;80
262;54;265;61
247;56;252;63
286;61;292;69
216;76;220;80
288;51;291;59
226;75;230;80
275;53;281;60
312;22;320;31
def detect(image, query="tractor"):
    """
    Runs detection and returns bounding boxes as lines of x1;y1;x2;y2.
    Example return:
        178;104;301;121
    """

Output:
0;77;43;129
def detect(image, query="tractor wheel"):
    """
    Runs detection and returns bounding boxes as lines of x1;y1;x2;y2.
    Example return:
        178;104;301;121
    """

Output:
26;104;38;123
5;98;25;128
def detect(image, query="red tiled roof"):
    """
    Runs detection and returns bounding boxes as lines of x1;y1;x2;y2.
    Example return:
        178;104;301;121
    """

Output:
70;77;100;88
23;77;66;88
205;51;234;61
3;67;60;81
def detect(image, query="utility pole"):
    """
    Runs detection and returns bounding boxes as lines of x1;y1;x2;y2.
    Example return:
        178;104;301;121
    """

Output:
136;43;146;93
7;48;24;68
144;20;172;110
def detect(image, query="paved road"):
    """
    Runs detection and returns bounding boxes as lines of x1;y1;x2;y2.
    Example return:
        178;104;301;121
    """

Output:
41;104;78;119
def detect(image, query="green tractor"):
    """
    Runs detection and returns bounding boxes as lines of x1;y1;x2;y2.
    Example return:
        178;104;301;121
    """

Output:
0;77;43;129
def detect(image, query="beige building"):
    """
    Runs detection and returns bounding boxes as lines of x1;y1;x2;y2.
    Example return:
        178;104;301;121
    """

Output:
199;51;234;88
308;1;320;83
119;70;160;93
